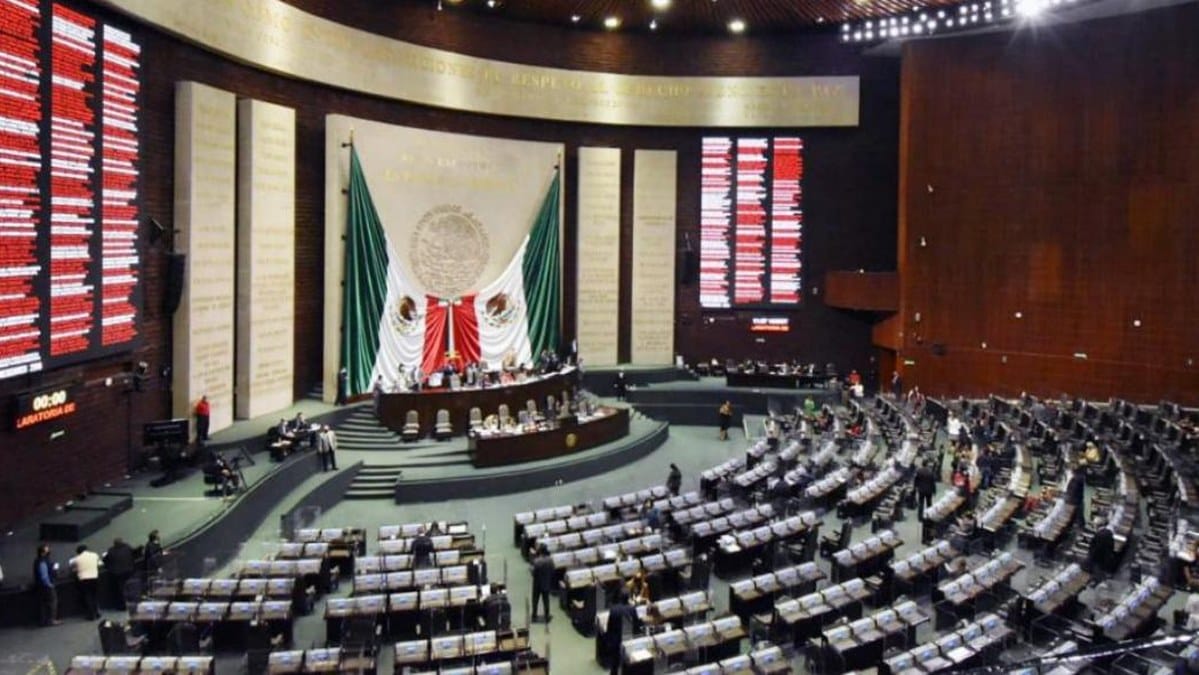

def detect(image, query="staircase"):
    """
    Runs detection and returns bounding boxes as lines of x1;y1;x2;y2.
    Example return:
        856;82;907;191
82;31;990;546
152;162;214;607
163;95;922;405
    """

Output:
344;464;405;500
337;407;406;451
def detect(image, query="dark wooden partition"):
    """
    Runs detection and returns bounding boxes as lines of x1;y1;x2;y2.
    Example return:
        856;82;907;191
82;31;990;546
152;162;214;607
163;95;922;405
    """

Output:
897;4;1199;404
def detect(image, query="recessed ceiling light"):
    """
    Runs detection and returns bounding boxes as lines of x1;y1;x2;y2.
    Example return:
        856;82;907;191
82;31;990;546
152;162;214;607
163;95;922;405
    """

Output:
728;18;746;33
486;0;496;7
570;14;581;23
604;15;621;29
649;18;658;30
651;0;671;9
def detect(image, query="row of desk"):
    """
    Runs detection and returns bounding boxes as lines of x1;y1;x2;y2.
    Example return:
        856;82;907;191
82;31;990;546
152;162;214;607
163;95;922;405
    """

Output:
129;599;293;652
67;656;214;675
393;628;532;670
352;565;483;594
811;601;929;672
728;562;825;621
148;577;295;600
883;612;1013;674
621;616;748;675
594;591;714;663
356;551;482;573
324;585;504;642
774;577;874;642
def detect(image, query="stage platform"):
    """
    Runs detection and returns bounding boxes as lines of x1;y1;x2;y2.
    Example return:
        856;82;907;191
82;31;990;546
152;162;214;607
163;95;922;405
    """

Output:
623;376;840;426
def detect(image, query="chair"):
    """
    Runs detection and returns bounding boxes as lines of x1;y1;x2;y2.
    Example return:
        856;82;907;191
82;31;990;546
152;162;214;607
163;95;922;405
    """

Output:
468;407;483;430
401;410;421;442
340;616;381;655
820;521;853;559
166;621;207;655
434;409;453;441
546;395;556;415
526;399;538;416
98;620;147;655
498;404;511;426
245;620;283;675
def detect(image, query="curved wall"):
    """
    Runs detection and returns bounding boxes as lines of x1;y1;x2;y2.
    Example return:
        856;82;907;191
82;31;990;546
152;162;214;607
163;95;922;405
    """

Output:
0;0;897;525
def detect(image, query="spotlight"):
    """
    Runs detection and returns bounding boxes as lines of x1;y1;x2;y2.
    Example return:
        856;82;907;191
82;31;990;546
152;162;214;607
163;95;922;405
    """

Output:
651;0;671;8
570;14;581;22
603;15;621;29
728;18;746;33
649;18;657;30
1017;0;1048;16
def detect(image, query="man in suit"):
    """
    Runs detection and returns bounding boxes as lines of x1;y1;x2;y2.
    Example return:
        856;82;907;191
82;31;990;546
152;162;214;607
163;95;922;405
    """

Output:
667;464;682;497
603;590;642;674
33;543;59;626
318;425;339;471
530;544;554;623
914;461;936;519
412;527;435;569
1086;518;1116;575
104;538;135;610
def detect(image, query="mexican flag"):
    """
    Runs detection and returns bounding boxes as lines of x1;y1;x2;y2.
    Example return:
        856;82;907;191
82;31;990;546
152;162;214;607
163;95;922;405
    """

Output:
340;146;561;397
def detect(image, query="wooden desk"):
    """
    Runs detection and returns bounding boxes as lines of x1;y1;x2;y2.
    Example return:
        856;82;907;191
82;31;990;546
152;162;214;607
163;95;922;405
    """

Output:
378;368;578;437
468;407;629;467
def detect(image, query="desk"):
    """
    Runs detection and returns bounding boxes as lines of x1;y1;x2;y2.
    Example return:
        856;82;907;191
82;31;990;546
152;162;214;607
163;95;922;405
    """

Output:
468;407;629;467
378;368;578;437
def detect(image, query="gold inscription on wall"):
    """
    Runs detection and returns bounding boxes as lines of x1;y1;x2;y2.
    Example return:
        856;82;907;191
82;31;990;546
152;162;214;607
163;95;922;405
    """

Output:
236;99;296;419
630;150;677;365
101;0;859;128
173;82;237;433
576;148;621;367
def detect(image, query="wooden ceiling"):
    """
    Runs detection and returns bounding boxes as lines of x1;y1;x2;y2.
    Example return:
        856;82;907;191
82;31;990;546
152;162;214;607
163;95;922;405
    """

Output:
431;0;968;34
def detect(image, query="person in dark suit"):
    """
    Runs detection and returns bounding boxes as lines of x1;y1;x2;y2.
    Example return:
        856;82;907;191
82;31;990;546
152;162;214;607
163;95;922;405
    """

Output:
33;543;59;626
104;538;135;610
530;544;554;623
603;590;642;675
1086;519;1116;575
143;530;164;583
666;464;682;497
335;367;348;405
412;527;435;569
914;461;936;519
614;370;627;401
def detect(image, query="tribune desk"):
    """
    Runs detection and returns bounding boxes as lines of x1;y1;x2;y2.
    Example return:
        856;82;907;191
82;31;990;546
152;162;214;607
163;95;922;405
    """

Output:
377;368;579;438
468;407;630;467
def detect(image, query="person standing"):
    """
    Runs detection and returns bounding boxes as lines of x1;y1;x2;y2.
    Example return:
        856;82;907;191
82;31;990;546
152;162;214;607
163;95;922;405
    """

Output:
666;464;682;497
319;425;339;471
718;400;733;441
373;376;385;415
143;530;164;583
603;590;642;675
914;461;936;520
530;544;554;623
336;367;348;405
412;527;434;569
104;538;135;610
70;544;101;620
890;371;903;399
194;395;210;443
614;370;627;401
33;544;59;626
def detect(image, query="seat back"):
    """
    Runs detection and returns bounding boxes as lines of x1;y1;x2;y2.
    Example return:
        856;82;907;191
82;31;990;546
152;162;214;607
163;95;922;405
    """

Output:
406;410;419;426
498;404;510;421
470;407;482;426
168;621;201;655
526;399;537;413
98;621;129;655
436;409;450;426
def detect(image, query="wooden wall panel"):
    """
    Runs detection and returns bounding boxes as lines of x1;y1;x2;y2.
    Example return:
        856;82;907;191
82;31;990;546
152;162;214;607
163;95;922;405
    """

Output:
897;4;1199;405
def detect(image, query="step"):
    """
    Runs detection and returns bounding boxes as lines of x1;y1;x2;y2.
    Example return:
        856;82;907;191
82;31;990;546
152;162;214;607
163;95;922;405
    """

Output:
344;490;395;500
353;477;400;486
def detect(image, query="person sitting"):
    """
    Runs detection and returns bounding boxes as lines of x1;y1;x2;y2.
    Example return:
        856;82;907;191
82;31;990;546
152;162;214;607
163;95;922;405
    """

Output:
625;569;651;605
205;453;240;496
289;413;313;448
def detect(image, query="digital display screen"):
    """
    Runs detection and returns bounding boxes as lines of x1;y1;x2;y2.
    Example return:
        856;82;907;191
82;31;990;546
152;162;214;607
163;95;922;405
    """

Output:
700;136;803;309
0;0;141;380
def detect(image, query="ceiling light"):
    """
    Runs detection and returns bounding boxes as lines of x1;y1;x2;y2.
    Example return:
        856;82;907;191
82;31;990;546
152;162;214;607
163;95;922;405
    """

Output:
728;18;746;33
649;18;658;30
651;0;671;9
486;0;496;7
603;15;621;29
570;14;581;22
1017;0;1048;14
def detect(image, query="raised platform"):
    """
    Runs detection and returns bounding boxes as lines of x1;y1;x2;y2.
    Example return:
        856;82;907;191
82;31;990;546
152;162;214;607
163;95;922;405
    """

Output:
581;365;697;395
625;377;839;426
393;415;668;503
